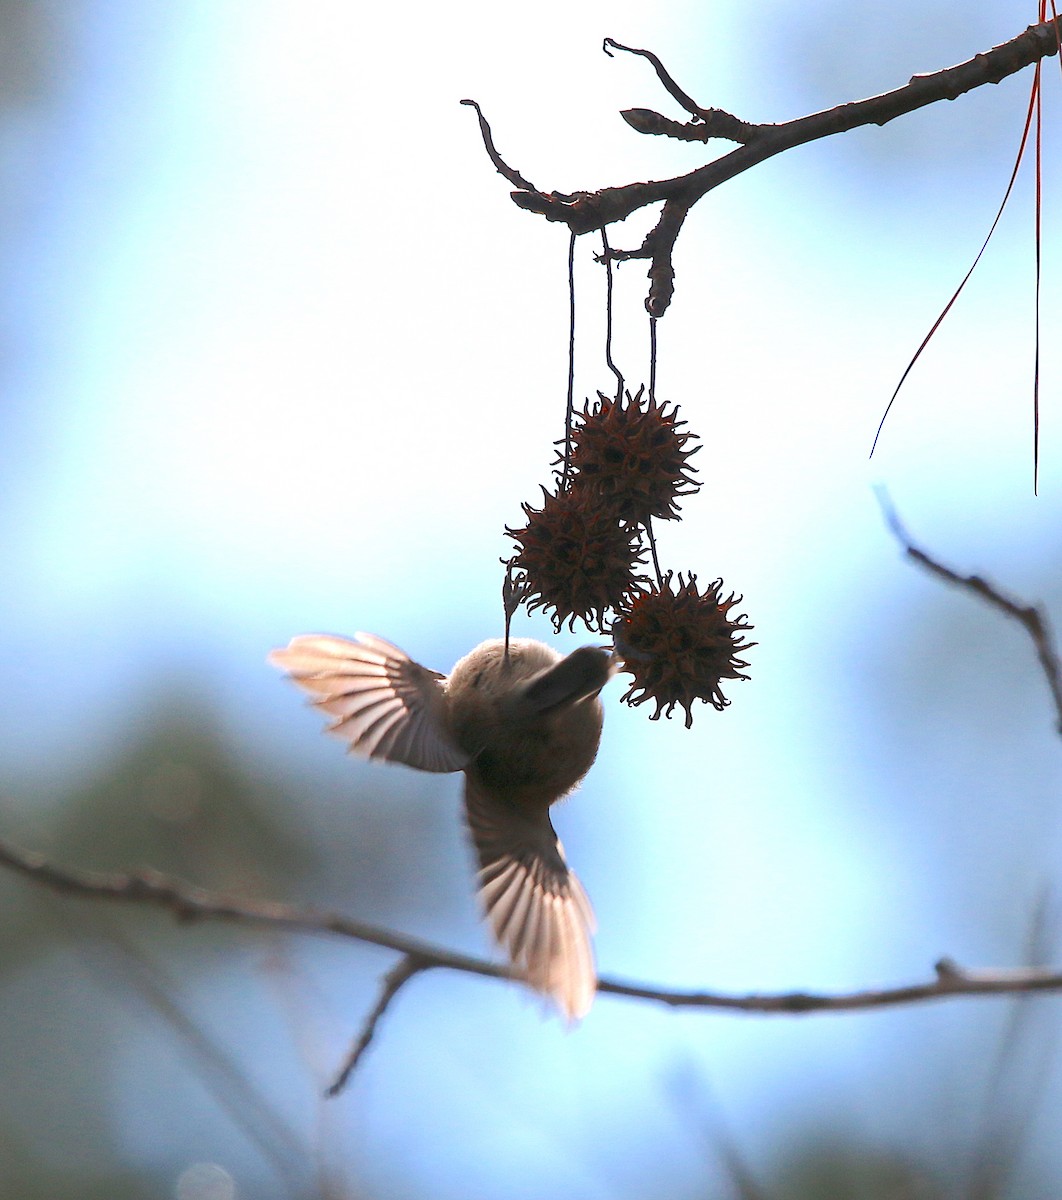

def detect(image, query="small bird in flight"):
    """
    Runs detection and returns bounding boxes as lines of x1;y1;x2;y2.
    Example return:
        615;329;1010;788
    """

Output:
269;632;614;1020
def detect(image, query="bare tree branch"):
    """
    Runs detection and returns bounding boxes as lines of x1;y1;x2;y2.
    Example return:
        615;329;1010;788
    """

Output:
466;15;1062;315
877;489;1062;733
0;836;505;980
5;836;1062;1021
602;957;1062;1011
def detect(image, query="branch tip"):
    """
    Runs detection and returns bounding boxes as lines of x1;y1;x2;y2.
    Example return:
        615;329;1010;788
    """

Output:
326;954;430;1096
877;492;1062;735
461;97;538;192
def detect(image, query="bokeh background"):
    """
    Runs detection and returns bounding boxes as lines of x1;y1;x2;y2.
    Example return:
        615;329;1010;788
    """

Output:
1;2;1061;1197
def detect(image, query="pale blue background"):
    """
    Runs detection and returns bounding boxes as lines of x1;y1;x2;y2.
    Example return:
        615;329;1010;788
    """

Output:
1;2;1061;1197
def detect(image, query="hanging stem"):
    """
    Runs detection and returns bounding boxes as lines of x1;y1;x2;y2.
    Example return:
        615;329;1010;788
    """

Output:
1033;0;1045;493
644;517;664;587
561;230;577;487
601;228;624;400
869;60;1041;460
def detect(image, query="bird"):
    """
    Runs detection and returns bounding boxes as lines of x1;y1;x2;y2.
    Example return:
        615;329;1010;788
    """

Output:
268;631;614;1020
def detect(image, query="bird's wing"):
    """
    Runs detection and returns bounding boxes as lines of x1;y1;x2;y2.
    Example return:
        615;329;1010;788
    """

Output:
269;632;470;773
463;775;597;1021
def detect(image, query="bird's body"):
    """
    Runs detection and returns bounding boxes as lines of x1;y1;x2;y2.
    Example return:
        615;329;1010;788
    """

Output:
269;632;612;1019
449;640;605;805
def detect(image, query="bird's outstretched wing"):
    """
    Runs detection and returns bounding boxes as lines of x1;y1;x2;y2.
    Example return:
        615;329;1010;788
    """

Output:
463;775;597;1021
269;632;470;773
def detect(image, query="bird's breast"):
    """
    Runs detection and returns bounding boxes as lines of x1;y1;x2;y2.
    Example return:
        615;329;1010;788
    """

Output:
466;697;604;809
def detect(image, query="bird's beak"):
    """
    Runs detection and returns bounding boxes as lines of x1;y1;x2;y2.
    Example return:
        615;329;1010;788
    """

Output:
509;646;615;718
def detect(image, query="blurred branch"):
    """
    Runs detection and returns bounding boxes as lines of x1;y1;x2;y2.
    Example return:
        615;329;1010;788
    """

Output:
878;489;1062;733
465;14;1062;316
71;914;308;1187
602;956;1062;1010
966;890;1060;1200
326;953;431;1096
6;838;1062;1023
0;836;502;979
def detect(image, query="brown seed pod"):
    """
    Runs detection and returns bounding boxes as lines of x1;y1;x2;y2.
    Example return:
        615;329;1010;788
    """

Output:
613;573;754;727
562;386;700;523
506;486;648;633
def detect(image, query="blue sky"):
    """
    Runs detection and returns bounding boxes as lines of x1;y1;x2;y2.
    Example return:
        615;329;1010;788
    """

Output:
1;2;1061;1196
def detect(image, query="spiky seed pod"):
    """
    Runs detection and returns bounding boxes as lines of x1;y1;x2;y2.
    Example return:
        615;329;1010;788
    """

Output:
562;386;701;523
613;573;754;727
506;486;648;633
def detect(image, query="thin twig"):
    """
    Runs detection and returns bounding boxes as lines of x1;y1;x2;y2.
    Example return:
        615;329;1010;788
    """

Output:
877;488;1062;733
5;837;1062;1015
457;98;539;192
602;36;716;124
603;37;760;143
602;957;1062;1011
326;954;431;1096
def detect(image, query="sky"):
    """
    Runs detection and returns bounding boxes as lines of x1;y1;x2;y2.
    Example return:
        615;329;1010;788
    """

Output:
1;2;1061;1197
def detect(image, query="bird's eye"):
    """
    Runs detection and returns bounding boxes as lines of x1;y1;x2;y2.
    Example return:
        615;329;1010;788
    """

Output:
471;670;484;688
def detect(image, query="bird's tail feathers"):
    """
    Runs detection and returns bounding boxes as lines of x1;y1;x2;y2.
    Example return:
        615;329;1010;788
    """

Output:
463;775;597;1021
